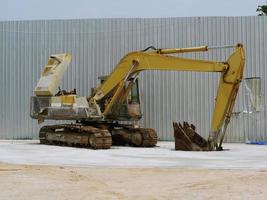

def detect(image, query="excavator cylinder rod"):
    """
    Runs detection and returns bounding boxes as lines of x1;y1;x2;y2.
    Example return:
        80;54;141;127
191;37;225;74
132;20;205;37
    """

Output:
208;44;236;50
156;46;208;54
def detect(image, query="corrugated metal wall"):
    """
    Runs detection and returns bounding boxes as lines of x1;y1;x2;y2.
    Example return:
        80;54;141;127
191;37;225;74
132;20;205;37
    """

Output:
0;17;266;142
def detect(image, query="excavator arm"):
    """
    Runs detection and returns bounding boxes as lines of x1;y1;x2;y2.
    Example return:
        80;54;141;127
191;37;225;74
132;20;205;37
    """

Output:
93;44;245;150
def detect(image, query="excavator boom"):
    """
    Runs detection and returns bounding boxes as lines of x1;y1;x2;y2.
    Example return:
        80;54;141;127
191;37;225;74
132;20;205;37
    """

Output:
92;44;245;150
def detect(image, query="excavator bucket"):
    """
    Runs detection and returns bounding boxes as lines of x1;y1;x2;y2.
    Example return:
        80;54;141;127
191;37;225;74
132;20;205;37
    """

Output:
173;122;211;151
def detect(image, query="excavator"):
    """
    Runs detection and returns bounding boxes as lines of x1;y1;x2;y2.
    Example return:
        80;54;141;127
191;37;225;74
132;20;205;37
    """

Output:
30;43;245;151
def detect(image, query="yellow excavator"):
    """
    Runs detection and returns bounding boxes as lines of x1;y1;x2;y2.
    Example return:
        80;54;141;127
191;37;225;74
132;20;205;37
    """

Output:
30;43;245;151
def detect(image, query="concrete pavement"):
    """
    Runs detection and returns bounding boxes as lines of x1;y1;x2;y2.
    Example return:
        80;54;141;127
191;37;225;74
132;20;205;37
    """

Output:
0;140;266;169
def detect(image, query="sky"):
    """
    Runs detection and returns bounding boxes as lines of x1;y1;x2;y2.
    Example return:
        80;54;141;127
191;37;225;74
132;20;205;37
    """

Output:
0;0;266;21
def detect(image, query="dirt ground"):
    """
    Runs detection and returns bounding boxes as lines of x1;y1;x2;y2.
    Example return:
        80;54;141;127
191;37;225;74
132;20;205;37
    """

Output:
1;163;267;200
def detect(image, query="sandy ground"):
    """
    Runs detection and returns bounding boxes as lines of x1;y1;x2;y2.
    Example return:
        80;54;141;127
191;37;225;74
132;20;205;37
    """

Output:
0;163;267;200
1;141;267;199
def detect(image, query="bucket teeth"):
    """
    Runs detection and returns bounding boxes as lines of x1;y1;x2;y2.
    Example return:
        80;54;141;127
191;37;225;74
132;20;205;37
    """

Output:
173;122;211;151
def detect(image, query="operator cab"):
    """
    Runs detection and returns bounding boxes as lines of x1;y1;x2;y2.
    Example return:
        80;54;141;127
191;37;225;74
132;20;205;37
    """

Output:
97;76;142;121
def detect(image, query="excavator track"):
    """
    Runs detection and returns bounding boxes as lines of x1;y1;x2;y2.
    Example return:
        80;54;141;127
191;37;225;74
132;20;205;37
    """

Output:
134;127;158;147
111;126;158;147
39;124;112;149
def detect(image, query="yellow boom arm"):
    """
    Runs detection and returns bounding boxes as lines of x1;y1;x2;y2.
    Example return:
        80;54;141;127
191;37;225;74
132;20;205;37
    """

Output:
93;44;245;149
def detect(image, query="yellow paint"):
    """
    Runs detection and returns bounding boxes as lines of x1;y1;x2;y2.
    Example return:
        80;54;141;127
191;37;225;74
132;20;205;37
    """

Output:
51;95;77;106
94;44;245;144
60;95;77;106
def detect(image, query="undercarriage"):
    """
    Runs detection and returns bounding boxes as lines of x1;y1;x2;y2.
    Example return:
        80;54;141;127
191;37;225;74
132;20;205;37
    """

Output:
39;122;158;149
